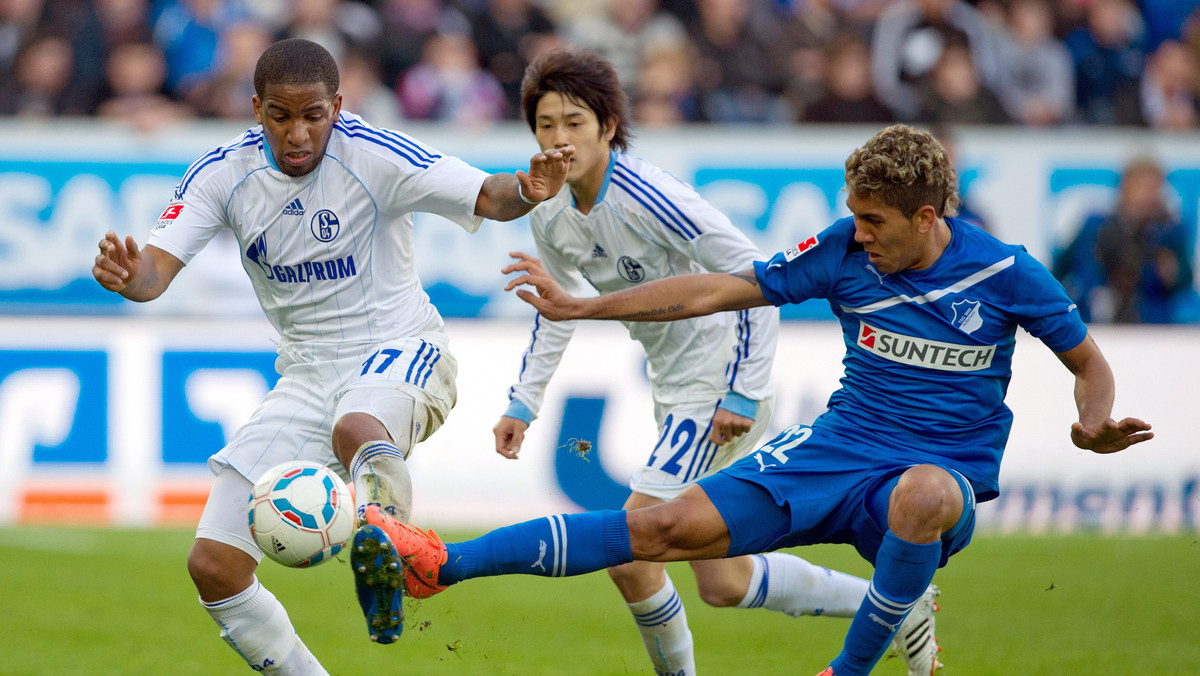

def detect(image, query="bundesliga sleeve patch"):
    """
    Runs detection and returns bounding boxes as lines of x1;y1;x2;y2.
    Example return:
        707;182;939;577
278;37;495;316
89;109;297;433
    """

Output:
783;235;819;261
155;201;184;229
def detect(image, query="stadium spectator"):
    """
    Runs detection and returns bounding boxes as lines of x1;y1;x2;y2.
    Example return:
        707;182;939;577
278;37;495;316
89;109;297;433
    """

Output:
486;47;939;676
869;0;1000;121
69;0;156;115
1138;39;1200;130
468;0;561;117
996;0;1076;126
802;33;893;124
274;0;381;63
358;122;1153;676
188;20;272;119
915;41;1012;125
1053;158;1195;323
777;0;848;119
338;46;405;129
630;41;700;124
373;0;472;89
397;30;507;124
0;0;54;74
686;0;792;123
151;0;249;100
91;37;572;673
561;0;688;93
1064;0;1147;125
0;33;89;116
1137;0;1200;51
95;41;192;129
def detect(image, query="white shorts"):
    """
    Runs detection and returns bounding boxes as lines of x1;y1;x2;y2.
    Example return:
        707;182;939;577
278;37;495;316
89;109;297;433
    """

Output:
629;393;775;501
209;334;458;486
195;468;262;561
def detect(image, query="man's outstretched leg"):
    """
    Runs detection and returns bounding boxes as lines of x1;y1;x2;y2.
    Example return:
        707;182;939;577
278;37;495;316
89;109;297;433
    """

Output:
353;485;734;603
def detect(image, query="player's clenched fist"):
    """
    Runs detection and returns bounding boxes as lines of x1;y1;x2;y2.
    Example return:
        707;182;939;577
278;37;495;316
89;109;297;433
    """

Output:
93;231;141;292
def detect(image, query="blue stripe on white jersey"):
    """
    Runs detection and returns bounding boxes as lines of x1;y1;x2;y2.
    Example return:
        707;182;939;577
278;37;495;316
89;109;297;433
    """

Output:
174;130;264;199
610;161;701;240
334;116;441;168
724;309;751;389
509;313;543;401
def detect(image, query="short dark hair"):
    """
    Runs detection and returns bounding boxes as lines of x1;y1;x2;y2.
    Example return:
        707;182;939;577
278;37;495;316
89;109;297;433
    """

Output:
253;38;339;99
520;48;631;152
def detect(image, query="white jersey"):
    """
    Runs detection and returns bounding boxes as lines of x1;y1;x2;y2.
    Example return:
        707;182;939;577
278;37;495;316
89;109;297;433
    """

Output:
147;112;488;364
509;151;778;414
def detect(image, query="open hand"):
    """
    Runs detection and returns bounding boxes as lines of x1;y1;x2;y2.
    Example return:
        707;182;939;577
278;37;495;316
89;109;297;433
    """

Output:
502;251;588;320
516;145;574;204
1070;417;1153;454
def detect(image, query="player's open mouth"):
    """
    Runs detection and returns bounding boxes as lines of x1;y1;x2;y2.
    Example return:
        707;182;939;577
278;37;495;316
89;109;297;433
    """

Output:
283;151;312;166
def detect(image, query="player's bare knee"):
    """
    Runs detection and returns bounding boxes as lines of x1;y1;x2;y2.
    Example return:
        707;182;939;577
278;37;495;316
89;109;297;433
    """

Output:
694;578;743;607
889;465;963;538
331;412;386;466
626;505;682;559
187;539;255;600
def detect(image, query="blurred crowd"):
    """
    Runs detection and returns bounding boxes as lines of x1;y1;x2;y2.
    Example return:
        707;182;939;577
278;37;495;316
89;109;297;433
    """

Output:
2;0;1200;130
2;0;1197;323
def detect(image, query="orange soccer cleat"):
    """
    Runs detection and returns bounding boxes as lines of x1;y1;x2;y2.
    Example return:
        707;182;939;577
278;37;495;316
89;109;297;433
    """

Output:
358;504;449;599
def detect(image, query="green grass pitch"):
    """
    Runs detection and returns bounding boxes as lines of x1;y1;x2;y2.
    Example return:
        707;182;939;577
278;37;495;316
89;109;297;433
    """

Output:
1;527;1197;675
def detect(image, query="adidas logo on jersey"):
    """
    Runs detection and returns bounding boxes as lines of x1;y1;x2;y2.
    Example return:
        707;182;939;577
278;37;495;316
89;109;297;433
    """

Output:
282;198;305;216
591;244;608;259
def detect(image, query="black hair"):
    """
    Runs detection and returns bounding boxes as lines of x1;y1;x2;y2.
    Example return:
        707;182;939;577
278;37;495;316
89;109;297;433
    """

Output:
520;48;631;152
253;38;339;99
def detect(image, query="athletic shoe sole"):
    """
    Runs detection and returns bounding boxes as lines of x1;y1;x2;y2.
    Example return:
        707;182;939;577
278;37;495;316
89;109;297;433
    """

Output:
351;524;405;644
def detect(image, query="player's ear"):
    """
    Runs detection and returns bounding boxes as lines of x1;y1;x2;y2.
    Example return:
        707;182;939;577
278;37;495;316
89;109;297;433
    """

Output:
913;204;938;233
600;118;616;144
252;95;263;125
331;92;343;119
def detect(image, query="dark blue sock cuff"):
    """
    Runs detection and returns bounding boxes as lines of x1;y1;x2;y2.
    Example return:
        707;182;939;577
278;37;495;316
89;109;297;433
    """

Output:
881;530;942;563
603;510;633;567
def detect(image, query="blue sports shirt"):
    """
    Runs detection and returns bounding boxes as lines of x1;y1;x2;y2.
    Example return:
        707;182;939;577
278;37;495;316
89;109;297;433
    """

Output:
755;217;1087;501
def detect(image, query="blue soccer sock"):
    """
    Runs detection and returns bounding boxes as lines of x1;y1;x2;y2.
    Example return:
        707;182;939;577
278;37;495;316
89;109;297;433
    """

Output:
438;510;632;586
829;531;941;676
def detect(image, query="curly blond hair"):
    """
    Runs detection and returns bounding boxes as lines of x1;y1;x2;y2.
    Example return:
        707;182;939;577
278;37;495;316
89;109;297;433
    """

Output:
844;124;960;218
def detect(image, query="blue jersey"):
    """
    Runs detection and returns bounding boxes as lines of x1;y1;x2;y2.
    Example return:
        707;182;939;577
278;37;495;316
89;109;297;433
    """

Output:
754;217;1086;500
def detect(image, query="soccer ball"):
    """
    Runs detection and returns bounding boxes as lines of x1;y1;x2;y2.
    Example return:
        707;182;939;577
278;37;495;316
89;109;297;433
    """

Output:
248;461;354;568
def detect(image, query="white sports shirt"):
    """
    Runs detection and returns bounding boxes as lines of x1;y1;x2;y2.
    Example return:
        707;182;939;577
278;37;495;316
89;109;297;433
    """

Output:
147;112;489;363
507;151;778;418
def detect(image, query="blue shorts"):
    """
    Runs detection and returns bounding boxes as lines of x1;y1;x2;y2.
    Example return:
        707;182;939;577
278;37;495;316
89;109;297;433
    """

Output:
697;424;977;567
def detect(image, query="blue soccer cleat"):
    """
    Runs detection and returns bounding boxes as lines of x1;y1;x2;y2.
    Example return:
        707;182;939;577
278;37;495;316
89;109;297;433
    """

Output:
351;524;405;644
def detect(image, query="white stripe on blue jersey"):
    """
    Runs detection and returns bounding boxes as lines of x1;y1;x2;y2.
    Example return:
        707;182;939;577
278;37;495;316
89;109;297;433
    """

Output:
508;151;777;414
148;112;489;362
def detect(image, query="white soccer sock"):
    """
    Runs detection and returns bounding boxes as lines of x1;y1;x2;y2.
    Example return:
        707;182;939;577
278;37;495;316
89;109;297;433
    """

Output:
626;573;696;676
736;552;868;618
201;578;328;675
349;440;413;521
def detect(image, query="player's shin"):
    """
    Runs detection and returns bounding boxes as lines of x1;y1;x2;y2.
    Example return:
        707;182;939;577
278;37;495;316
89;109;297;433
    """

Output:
441;510;633;583
350;440;413;521
738;552;868;618
201;578;328;675
829;532;940;676
627;573;696;676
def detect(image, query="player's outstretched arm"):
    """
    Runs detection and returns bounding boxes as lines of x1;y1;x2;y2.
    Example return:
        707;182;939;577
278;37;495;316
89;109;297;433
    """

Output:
1055;333;1153;454
474;146;574;221
504;251;771;322
92;231;184;302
